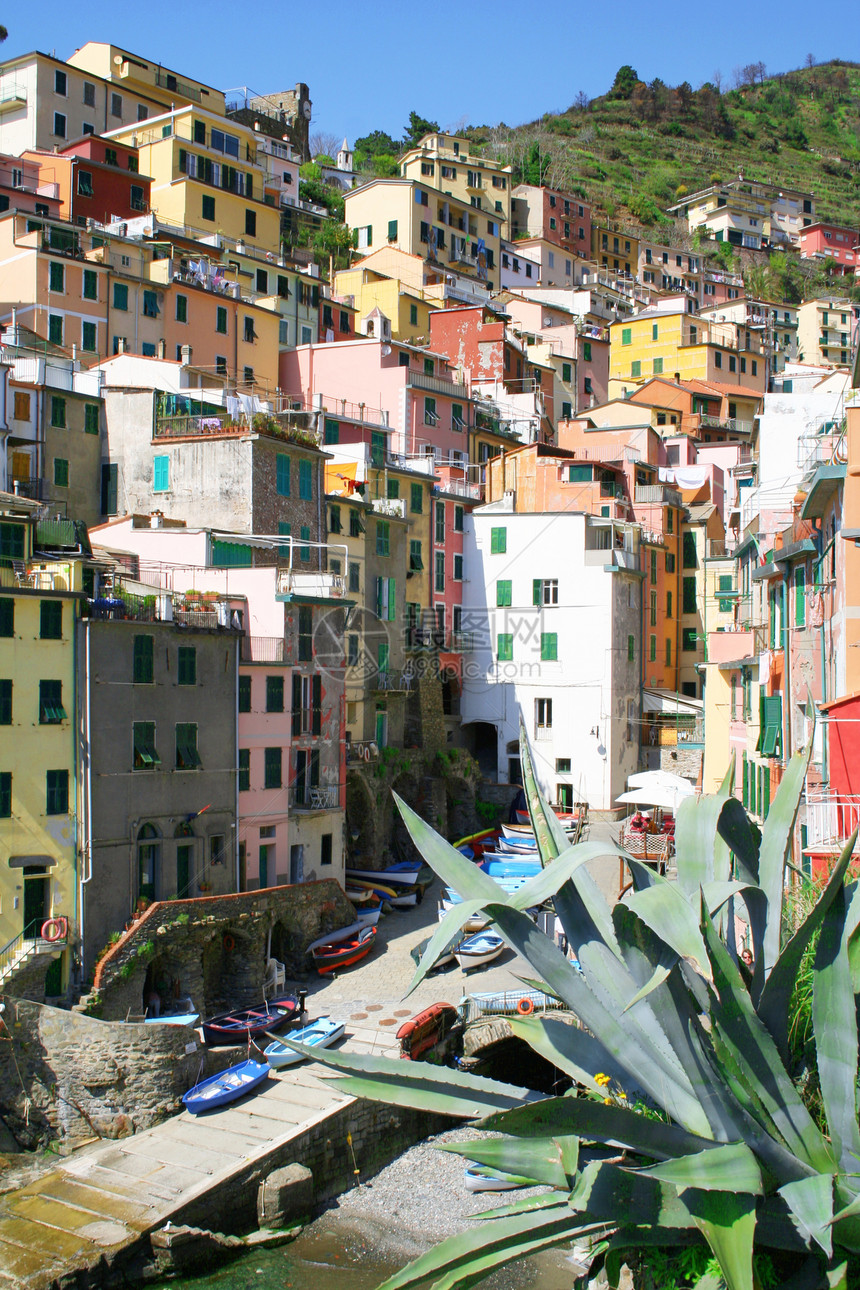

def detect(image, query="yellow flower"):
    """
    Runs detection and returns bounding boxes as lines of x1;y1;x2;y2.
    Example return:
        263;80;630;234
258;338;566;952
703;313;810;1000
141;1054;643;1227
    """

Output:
595;1072;611;1087
603;1097;612;1104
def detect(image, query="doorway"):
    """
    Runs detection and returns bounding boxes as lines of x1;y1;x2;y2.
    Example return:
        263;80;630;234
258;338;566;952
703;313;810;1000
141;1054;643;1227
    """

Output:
23;867;48;939
137;824;160;901
290;844;304;884
259;844;271;889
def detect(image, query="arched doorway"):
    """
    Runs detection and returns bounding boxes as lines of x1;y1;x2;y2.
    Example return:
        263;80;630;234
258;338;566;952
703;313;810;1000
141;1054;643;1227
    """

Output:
137;824;161;902
462;722;498;780
174;822;195;900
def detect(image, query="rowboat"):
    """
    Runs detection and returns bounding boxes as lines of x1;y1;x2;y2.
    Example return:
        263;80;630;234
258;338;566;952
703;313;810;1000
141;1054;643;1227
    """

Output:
344;885;378;904
346;862;424;887
263;1017;346;1068
455;932;505;971
182;1059;269;1114
438;902;490;932
312;925;377;974
201;995;300;1047
306;921;364;954
356;905;382;927
396;1003;459;1060
464;1164;530;1192
481;859;542;879
411;930;463;970
146;1010;200;1027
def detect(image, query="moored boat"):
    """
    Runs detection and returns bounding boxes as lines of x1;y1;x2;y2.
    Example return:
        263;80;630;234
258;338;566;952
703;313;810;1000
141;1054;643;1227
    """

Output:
396;1002;459;1060
312;925;377;974
264;1016;346;1068
454;932;505;971
201;995;300;1047
346;863;423;888
182;1059;269;1113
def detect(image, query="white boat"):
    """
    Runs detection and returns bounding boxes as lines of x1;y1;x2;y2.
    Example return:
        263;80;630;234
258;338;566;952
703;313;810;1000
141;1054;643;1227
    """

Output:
439;902;490;932
306;920;364;953
464;1164;529;1192
455;932;505;971
346;864;423;887
356;906;382;928
345;885;377;904
263;1017;346;1069
388;889;418;908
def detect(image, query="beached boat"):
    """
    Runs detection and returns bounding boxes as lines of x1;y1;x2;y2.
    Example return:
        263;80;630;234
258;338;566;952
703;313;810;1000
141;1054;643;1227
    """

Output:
464;1164;530;1193
182;1059;269;1114
263;1017;346;1068
201;995;300;1047
355;904;382;927
438;902;490;932
396;1003;459;1060
344;884;378;904
454;932;505;971
346;862;423;887
481;858;542;879
145;1009;200;1027
312;925;377;975
307;921;365;954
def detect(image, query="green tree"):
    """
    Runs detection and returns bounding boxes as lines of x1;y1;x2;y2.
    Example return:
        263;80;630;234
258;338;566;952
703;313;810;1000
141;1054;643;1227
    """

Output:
353;129;400;157
609;64;639;99
403;111;439;148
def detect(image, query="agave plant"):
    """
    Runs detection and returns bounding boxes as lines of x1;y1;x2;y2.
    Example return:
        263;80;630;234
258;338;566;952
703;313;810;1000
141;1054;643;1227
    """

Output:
288;719;860;1290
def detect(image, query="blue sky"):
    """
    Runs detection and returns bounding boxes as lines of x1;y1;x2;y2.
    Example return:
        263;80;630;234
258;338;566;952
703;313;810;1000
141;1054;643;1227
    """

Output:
6;1;856;145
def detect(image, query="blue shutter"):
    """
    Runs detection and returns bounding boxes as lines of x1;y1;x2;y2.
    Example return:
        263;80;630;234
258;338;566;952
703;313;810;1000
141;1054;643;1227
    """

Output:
153;455;169;492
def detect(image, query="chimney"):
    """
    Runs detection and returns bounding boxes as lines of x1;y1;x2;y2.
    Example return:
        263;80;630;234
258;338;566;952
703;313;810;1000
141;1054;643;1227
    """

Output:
180;344;192;366
150;511;164;529
157;338;166;359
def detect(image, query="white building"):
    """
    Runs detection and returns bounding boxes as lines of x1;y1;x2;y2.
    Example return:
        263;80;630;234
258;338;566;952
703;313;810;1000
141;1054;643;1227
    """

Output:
460;500;641;810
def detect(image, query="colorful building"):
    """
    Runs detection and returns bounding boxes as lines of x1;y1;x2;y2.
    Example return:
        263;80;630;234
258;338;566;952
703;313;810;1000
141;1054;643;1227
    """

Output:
609;307;767;397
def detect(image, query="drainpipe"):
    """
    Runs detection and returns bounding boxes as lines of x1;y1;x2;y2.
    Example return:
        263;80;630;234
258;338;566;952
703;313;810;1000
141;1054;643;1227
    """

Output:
79;617;93;980
235;638;240;891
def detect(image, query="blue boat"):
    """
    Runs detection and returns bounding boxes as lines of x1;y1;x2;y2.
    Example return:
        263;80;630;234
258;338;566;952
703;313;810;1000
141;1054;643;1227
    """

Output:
264;1017;346;1068
182;1059;269;1114
481;859;542;879
455;932;505;971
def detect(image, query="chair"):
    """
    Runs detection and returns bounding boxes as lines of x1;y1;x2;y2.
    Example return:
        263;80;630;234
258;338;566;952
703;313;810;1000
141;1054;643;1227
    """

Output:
263;957;286;998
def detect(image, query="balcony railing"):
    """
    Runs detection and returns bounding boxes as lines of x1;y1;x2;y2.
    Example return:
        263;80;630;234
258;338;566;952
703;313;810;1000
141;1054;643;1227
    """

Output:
407;370;470;400
634;484;683;506
240;635;286;662
155;410;320;446
374;670;413;692
804;792;860;852
289;784;342;810
154;70;203;102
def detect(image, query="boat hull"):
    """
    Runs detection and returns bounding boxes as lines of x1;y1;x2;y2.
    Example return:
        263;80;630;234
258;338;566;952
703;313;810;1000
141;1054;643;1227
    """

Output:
264;1018;346;1068
396;1003;459;1060
202;996;299;1047
454;933;505;971
312;926;377;975
182;1059;269;1113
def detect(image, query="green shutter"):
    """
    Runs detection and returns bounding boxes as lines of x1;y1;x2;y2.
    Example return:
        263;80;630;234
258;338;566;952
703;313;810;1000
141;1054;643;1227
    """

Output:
496;580;512;607
299;459;312;499
490;527;506;554
541;633;558;661
276;453;290;496
388;578;396;621
621;327;631;345
497;633;513;662
627;634;635;662
533;579;541;606
683;531;697;568
683;576;696;614
795;566;806;626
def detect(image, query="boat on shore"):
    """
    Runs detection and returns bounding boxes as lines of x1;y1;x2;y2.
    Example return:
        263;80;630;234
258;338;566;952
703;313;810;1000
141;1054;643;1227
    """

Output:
201;995;300;1047
182;1059;269;1114
312;925;377;975
396;1003;459;1060
264;1017;346;1068
346;862;424;888
438;902;490;932
454;932;505;971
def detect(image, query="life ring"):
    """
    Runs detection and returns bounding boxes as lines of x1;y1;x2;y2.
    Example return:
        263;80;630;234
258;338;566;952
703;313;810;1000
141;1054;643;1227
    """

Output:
41;917;67;942
223;934;235;952
516;997;534;1016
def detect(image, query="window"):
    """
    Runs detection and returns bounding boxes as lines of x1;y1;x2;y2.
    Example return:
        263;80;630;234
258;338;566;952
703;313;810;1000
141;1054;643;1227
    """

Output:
176;723;202;769
134;634;154;684
454;505;464;532
266;675;284;712
536;698;552;728
729;355;737;373
497;633;513;662
245;209;256;237
101;463;118;515
682;628;698;652
665;638;672;665
238;674;251;713
435;551;445;592
133;722;160;769
50;397;66;432
244;315;256;343
376;520;390;556
348;562;360;593
174;293;188;324
216;355;227;375
583;342;592;361
82;322;97;352
631;361;641;379
48;314;63;346
794;566;806;628
143;289;159;318
666;509;674;534
653;357;663;375
153;455;170;492
49;261;64;293
216;305;228;334
238;748;250;792
46;769;69;815
714;352;722;369
298;606;313;661
53;458;68;488
264;747;282;789
299;525;311;562
683;576;696;614
490;527;507;554
321;833;333;867
0;523;25;560
453;554;463;580
329;504;342;535
666;591;673;619
276;453;290;496
497;579;512;607
40;601;62;640
54;69;68;96
324;418;339;445
202;194;215;221
299;459;312;499
533;579;559;606
424;396;437;425
562;362;572;384
177;646;197;686
349;509;363;538
112;281;129;313
758;694;782;759
682;531;697;569
0;678;10;725
13;392;30;421
110;92;122;118
650;590;657;626
649;634;657;662
409;540;423;572
541;633;558;661
621;327;632;346
0;772;10;819
53;112;66;138
435;501;445;544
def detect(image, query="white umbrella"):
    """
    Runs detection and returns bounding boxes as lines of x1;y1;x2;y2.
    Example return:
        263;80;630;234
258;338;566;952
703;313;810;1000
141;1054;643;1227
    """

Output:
616;785;691;811
627;771;695;794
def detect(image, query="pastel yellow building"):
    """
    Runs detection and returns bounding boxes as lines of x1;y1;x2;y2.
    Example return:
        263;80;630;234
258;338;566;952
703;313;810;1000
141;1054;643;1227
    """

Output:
608;308;767;397
344;180;502;293
106;106;281;256
67;42;227;117
334;265;436;343
400;133;512;227
0;497;81;992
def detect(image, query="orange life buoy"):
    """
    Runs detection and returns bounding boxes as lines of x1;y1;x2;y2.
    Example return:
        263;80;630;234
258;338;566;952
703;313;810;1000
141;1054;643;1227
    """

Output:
516;997;534;1016
41;917;67;942
223;934;235;951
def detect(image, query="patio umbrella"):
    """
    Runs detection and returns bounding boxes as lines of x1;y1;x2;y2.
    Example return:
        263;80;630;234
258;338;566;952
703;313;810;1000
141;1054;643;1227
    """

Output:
627;770;695;794
616;785;693;811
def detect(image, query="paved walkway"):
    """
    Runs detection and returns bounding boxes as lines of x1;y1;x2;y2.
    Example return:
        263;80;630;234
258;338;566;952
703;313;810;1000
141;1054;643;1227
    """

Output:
0;824;622;1288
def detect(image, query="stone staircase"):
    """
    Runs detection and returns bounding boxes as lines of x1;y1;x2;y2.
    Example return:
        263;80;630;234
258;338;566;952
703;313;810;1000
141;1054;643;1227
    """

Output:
0;935;65;1000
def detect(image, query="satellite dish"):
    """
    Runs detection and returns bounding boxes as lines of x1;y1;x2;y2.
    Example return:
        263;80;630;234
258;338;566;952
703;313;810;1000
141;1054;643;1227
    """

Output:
113;54;123;65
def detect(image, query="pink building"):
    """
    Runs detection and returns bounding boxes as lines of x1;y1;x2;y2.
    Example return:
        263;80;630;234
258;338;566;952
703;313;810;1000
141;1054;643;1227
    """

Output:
0;153;62;219
511;184;592;259
799;221;860;276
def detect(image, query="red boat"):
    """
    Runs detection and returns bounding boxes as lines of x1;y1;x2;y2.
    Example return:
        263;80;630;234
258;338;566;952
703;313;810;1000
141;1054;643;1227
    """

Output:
312;925;377;975
396;1003;460;1060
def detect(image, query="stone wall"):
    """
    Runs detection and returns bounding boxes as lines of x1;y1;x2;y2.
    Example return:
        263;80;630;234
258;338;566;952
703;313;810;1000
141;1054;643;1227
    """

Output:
0;997;235;1150
89;879;355;1022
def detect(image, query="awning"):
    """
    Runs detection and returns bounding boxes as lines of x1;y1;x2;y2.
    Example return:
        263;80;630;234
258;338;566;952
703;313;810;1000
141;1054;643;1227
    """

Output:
801;464;846;520
642;688;703;715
